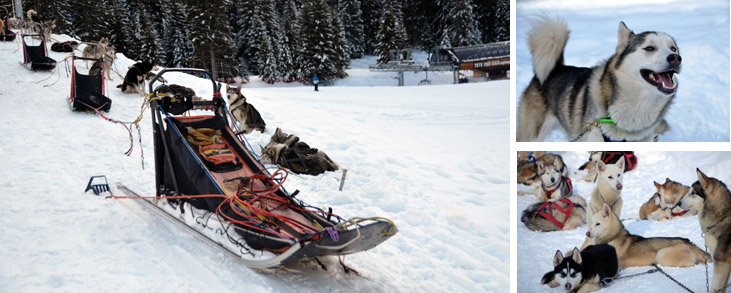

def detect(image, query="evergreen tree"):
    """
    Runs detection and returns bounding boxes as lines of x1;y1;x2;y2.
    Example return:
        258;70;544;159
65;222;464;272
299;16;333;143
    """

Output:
278;0;300;81
374;0;407;64
259;34;280;84
161;0;193;67
186;0;246;81
475;0;508;43
360;0;381;54
449;0;482;46
137;4;163;61
331;7;350;76
337;0;364;59
403;0;439;50
296;0;346;80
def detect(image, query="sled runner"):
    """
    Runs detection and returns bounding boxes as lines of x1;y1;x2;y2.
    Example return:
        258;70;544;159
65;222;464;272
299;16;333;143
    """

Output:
122;68;396;268
69;55;112;112
21;34;56;71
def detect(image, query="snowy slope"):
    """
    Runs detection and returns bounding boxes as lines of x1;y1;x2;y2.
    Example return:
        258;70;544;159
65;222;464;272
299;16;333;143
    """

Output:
516;0;730;142
0;33;509;291
517;151;731;292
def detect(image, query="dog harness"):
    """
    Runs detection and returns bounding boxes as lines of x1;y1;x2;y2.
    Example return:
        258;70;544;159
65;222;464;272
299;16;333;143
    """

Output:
543;177;573;199
532;198;575;230
601;152;637;172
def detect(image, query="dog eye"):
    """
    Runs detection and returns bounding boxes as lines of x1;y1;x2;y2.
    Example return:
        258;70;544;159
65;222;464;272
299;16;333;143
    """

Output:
644;46;656;52
595;223;600;226
671;46;677;52
608;176;613;179
570;272;577;277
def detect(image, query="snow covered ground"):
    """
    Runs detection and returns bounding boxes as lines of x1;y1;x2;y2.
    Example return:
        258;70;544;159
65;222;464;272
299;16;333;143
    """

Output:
0;33;508;291
517;151;731;292
516;0;731;142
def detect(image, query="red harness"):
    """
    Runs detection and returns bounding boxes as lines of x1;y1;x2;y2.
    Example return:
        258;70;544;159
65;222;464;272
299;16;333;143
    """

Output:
602;152;637;172
543;177;573;199
672;209;689;217
533;198;575;229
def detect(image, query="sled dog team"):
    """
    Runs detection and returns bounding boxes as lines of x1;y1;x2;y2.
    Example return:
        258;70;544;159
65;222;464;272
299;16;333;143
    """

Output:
519;152;731;293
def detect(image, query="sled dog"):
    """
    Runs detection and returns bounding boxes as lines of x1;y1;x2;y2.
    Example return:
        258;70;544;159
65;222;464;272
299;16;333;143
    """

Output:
118;58;154;95
518;152;568;186
578;151;636;182
679;169;731;293
260;128;338;175
541;245;618;292
639;178;695;221
517;15;681;142
82;37;115;80
521;195;586;232
587;156;625;219
585;203;710;270
536;157;573;201
226;84;266;134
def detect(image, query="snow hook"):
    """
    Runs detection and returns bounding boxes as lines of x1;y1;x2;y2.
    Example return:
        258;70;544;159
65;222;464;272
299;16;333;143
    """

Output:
85;175;111;196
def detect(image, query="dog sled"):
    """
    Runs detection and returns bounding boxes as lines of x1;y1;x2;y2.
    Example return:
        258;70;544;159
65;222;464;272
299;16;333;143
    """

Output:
0;17;16;41
117;68;397;268
69;54;112;112
21;34;56;71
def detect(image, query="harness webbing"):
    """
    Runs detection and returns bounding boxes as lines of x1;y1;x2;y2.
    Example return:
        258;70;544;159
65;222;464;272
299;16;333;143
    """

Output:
533;198;575;229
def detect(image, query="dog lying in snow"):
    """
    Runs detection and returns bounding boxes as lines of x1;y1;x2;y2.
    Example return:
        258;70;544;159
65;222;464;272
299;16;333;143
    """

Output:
260;128;338;176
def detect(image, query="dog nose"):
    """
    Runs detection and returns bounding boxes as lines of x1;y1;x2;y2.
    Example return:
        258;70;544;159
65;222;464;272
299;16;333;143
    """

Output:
667;54;681;66
617;183;623;190
586;231;591;237
551;178;556;183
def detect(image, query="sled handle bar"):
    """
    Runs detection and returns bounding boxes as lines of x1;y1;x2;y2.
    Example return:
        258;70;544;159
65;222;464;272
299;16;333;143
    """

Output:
149;68;220;94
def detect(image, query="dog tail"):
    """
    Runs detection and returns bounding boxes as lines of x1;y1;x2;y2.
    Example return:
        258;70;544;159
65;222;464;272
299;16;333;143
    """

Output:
693;244;713;264
520;207;537;231
527;14;569;84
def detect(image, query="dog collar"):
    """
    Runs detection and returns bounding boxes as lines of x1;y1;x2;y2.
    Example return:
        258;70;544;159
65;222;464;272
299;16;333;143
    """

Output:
671;209;689;217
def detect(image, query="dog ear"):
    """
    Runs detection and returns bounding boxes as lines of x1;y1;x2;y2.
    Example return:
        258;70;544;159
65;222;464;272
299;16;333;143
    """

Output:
615;156;625;171
617;21;634;52
571;247;582;264
536;161;545;173
602;203;612;217
696;168;711;190
553;250;564;267
596;160;606;173
653;193;662;206
653;181;662;191
226;84;231;90
665;178;672;183
552;157;561;169
237;84;242;91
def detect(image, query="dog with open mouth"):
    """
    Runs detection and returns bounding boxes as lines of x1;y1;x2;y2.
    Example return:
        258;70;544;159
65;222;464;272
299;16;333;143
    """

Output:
517;15;681;142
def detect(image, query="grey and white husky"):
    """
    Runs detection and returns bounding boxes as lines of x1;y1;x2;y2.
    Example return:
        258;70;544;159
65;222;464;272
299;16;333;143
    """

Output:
517;15;681;142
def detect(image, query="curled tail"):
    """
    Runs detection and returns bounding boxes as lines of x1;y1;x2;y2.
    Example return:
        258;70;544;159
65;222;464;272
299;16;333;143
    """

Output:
694;245;713;264
527;15;570;84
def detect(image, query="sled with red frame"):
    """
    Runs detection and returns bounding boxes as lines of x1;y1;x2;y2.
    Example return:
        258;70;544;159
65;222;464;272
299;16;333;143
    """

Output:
21;33;56;71
69;54;112;112
129;68;396;268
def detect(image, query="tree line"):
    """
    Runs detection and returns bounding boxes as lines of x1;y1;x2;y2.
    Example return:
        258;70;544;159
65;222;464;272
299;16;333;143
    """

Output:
9;0;508;83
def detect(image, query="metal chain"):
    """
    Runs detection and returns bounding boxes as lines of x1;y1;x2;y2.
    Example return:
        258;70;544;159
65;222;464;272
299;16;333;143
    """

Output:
615;267;660;280
652;264;694;293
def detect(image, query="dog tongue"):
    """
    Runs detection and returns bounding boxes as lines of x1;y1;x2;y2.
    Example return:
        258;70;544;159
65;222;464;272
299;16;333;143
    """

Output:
654;72;674;89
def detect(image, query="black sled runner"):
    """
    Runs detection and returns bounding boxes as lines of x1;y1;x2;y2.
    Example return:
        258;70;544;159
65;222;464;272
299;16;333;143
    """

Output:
122;68;397;268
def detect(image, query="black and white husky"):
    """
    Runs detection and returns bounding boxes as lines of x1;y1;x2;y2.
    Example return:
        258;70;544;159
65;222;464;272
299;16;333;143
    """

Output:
118;58;154;95
541;245;618;292
517;15;681;142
